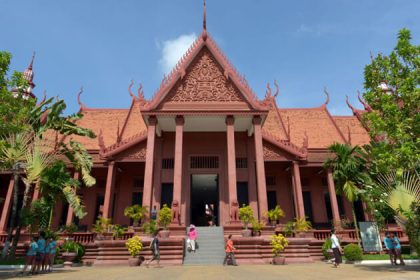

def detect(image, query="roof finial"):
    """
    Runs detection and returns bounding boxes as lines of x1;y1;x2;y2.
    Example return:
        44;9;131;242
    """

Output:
321;86;330;108
357;90;372;112
28;52;36;70
203;0;207;30
128;80;137;100
77;86;87;110
273;80;279;98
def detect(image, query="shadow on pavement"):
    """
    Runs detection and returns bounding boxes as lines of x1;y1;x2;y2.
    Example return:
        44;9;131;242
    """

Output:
0;269;77;279
354;264;420;274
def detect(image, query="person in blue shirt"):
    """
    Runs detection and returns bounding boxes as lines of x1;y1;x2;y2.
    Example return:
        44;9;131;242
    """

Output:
46;237;57;272
390;232;405;265
383;232;396;265
21;236;38;275
34;231;46;274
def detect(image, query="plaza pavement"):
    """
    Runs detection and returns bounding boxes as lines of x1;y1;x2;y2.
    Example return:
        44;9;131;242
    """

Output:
1;263;419;280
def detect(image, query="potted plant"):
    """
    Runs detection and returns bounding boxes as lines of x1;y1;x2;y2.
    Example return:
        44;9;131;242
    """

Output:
60;223;78;238
251;219;264;236
293;218;312;238
142;220;158;236
125;235;143;266
270;233;289;265
239;205;254;237
265;206;285;226
112;224;126;240
92;217;112;240
61;240;84;267
158;204;172;238
124;205;148;228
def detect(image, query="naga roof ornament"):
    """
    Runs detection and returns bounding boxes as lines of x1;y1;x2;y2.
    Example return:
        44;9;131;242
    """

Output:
77;86;88;111
357;91;373;112
128;80;138;101
321;87;330;108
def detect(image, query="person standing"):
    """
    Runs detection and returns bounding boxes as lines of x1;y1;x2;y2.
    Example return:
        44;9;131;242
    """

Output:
34;231;46;274
146;231;160;268
223;235;238;266
391;232;405;265
21;236;38;275
330;229;342;268
188;225;198;253
151;206;158;221
384;232;396;265
46;237;57;272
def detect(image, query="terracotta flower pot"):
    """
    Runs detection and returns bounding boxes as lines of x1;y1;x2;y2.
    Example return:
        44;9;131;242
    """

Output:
272;256;286;265
159;230;170;238
241;229;252;237
128;257;141;266
252;230;261;237
62;252;77;268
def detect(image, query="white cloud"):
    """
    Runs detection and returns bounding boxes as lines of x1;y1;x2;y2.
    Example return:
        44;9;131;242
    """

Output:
159;33;197;74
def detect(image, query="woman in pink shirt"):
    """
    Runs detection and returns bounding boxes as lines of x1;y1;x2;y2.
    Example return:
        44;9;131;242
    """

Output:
188;225;198;252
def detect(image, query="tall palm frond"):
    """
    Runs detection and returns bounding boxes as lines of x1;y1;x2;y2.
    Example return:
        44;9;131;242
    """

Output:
61;141;96;187
62;185;87;219
0;133;32;169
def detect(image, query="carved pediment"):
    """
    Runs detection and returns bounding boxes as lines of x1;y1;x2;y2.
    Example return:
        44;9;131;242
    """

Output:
159;48;250;109
115;142;147;161
263;142;292;161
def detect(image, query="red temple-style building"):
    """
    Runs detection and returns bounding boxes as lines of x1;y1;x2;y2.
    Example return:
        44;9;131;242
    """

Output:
0;5;375;247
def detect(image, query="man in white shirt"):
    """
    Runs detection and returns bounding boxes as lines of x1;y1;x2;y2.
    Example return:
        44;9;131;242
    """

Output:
330;229;342;267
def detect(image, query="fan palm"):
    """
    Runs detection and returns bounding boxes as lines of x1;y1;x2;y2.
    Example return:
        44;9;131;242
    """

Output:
324;143;370;246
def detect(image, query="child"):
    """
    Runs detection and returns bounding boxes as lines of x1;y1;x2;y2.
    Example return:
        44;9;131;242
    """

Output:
146;231;161;268
391;232;405;265
223;235;237;266
21;236;38;275
34;231;46;274
46;237;57;272
384;232;396;265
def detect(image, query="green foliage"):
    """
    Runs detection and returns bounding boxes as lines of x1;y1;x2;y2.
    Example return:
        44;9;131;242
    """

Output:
343;244;363;261
265;205;285;224
142;220;158;235
125;235;143;257
92;217;112;235
251;220;264;232
284;218;312;233
61;240;85;262
283;221;294;237
405;202;420;256
124;205;148;226
112;224;126;239
322;238;332;259
270;234;289;257
362;29;420;170
60;223;78;234
239;205;254;230
158;204;172;230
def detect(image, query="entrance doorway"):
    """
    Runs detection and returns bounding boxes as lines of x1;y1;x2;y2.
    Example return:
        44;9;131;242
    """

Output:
190;174;219;226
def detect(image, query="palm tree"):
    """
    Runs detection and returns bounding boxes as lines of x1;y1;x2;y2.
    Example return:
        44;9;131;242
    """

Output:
324;143;370;246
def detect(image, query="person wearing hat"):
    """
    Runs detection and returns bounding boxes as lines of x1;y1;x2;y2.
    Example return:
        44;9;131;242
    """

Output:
188;224;198;252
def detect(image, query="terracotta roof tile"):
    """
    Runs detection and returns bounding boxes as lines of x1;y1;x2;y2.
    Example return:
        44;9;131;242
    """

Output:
262;106;288;140
119;101;147;140
333;116;370;146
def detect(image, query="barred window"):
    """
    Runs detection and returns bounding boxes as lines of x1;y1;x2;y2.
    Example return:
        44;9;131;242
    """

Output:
266;176;276;186
162;158;174;169
236;158;247;169
133;178;144;189
190;156;219;169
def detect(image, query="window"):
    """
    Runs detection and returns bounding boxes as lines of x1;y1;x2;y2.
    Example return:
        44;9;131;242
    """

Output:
236;158;247;169
190;156;219;169
237;182;249;207
160;183;173;208
267;191;277;210
162;158;174;169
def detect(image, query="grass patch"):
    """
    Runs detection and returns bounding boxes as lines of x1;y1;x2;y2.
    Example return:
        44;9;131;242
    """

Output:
362;254;418;260
0;257;25;265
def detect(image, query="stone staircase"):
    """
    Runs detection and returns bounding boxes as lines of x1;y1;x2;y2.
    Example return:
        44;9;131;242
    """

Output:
183;226;226;265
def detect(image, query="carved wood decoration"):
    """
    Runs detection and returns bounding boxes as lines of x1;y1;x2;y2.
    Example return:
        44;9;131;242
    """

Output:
116;142;147;161
163;48;244;104
263;142;290;161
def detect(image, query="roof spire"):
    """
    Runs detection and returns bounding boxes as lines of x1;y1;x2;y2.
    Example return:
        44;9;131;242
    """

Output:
203;0;207;30
28;51;36;70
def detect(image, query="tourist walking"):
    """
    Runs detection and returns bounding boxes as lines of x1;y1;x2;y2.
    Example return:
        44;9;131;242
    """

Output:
223;235;238;266
188;224;198;252
21;236;38;275
46;236;57;272
384;232;396;265
391;232;405;265
146;231;160;268
330;229;342;268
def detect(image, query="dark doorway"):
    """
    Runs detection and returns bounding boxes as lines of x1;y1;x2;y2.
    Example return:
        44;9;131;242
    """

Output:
353;200;366;222
267;191;277;211
237;182;249;207
160;183;173;208
190;174;219;226
303;191;313;223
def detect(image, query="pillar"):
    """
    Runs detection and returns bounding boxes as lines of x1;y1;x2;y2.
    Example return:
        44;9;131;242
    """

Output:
292;161;305;219
152;137;163;208
247;136;258;217
172;116;184;207
0;176;15;232
253;116;268;220
102;161;116;219
327;170;341;227
226;116;238;213
142;116;157;213
65;171;80;226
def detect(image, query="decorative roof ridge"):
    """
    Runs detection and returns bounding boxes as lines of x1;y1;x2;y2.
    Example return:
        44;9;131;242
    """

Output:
80;108;130;112
100;130;148;158
77;87;90;111
332;115;359;119
322;105;348;144
345;95;366;121
268;81;290;141
319;87;330;108
141;31;268;111
262;130;307;159
277;106;327;111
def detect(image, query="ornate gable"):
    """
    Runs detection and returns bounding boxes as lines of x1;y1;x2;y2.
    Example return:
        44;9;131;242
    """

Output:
114;141;147;161
158;47;250;110
263;140;299;161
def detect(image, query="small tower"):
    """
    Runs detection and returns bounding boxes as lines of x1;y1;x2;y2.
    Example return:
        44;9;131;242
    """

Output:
22;52;36;97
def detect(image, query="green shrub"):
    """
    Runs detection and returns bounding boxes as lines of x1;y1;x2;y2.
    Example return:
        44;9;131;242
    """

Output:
61;240;85;263
322;238;332;259
158;204;172;230
343;244;363;261
239;205;254;230
143;220;158;235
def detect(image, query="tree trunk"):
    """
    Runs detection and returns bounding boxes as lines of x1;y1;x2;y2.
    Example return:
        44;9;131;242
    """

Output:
1;173;19;260
351;206;361;247
8;182;32;259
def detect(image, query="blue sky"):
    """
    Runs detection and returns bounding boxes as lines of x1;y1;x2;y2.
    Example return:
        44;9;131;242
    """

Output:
1;0;419;115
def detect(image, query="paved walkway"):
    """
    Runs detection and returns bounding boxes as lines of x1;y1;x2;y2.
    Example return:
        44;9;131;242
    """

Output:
1;263;419;280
